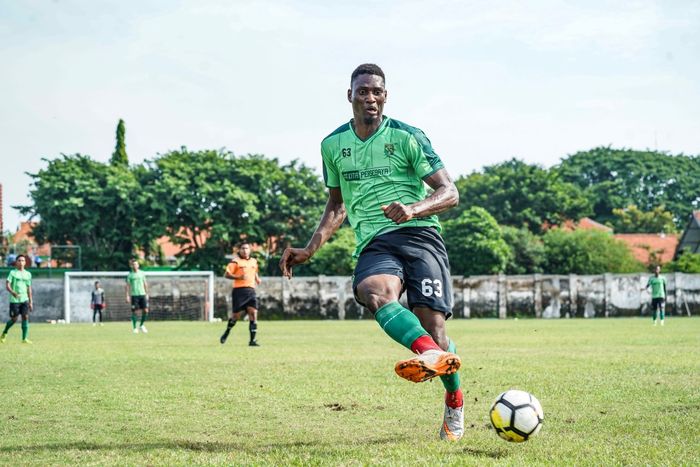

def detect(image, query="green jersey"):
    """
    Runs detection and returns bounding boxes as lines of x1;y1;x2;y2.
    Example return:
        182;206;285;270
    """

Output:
7;269;32;304
321;116;444;257
647;276;666;299
126;270;147;296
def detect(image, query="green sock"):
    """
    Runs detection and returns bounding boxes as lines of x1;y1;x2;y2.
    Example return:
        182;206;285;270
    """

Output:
440;339;460;392
660;309;665;321
2;320;14;335
374;301;429;350
131;313;137;329
140;313;148;326
21;321;28;340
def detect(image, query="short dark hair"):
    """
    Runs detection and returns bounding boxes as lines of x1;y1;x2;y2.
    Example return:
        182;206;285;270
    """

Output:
238;241;251;248
16;254;27;262
351;63;385;86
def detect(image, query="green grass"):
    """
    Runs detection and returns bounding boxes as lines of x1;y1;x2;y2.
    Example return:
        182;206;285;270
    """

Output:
0;318;698;466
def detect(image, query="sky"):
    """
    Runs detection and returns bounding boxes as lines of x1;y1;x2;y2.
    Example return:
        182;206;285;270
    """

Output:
1;0;699;232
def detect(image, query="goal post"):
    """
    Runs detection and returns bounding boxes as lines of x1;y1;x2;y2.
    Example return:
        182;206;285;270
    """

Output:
64;271;215;323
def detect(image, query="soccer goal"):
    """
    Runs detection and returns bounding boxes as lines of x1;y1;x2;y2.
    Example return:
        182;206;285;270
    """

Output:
64;271;215;323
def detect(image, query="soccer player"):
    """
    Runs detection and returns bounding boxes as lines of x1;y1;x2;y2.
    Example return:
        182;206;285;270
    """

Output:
644;265;667;326
1;254;33;344
220;242;262;346
91;280;106;326
279;64;464;440
125;259;149;333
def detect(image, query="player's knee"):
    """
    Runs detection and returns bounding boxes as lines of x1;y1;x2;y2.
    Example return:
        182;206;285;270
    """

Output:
356;280;401;313
362;293;396;313
357;287;399;313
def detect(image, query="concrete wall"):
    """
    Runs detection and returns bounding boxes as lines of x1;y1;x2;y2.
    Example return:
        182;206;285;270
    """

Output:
2;274;698;321
0;278;63;322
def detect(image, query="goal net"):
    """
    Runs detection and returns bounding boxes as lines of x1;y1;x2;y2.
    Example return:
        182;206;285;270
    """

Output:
64;271;215;323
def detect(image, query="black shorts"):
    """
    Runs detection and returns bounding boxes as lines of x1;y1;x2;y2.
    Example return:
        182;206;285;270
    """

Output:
9;302;29;318
353;227;454;318
651;297;665;310
232;287;258;313
131;295;148;311
93;304;104;311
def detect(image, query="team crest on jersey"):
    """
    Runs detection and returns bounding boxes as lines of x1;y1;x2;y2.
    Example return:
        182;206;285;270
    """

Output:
384;143;395;157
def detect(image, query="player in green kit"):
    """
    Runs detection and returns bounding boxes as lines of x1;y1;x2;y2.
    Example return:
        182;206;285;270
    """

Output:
644;265;667;326
2;254;33;344
280;64;464;441
126;259;149;333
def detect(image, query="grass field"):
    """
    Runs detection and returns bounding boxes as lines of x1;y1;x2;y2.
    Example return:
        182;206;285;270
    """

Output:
0;318;698;466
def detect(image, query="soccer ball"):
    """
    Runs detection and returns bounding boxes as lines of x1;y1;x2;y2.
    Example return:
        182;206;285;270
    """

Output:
489;389;544;442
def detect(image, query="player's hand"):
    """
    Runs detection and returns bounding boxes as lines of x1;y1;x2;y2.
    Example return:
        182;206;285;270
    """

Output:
381;202;415;224
279;247;311;279
11;291;19;299
90;304;94;310
28;302;33;311
125;296;130;303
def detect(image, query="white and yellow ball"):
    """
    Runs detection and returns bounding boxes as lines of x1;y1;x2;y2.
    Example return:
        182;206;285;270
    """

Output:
489;389;544;442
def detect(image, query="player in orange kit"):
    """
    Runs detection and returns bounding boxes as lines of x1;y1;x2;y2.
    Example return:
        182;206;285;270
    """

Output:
220;242;262;346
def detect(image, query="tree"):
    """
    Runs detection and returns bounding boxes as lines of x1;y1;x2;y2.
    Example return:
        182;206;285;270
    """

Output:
306;226;356;276
227;155;326;252
110;119;128;167
608;205;677;233
145;148;260;271
542;229;643;274
557;147;700;228
17;154;151;269
450;159;591;234
664;252;700;273
442;207;509;275
145;149;327;272
501;226;545;274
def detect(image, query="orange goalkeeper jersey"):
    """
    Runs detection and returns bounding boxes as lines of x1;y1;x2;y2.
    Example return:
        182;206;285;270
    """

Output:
226;258;259;289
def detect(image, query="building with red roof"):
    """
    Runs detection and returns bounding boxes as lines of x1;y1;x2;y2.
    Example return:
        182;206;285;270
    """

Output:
613;233;679;264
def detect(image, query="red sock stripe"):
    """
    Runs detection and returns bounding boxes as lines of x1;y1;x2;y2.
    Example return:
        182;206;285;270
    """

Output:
445;389;463;409
410;335;442;354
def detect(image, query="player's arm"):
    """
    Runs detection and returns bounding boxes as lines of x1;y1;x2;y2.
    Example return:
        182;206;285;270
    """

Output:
279;187;346;278
224;262;244;280
382;168;459;223
27;285;33;311
6;279;18;299
125;282;131;303
143;278;149;297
